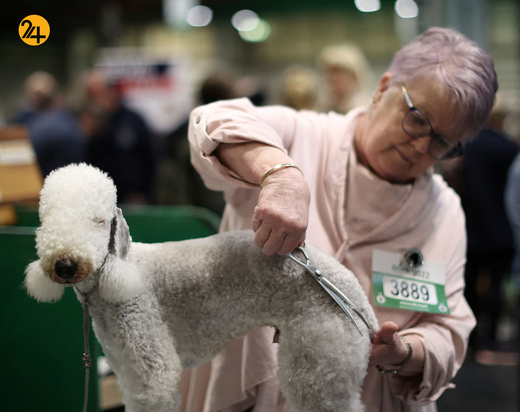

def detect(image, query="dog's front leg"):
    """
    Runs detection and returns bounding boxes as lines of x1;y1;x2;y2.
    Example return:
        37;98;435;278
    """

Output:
104;296;183;412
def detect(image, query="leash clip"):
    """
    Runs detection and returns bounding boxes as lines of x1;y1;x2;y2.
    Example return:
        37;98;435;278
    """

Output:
287;247;371;336
83;353;92;368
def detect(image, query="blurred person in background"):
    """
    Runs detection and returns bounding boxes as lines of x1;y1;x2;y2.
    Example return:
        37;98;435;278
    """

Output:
317;43;373;114
11;71;85;177
12;70;59;124
456;103;518;363
180;27;497;412
504;151;520;409
154;72;235;215
279;65;320;111
80;69;156;204
234;75;267;107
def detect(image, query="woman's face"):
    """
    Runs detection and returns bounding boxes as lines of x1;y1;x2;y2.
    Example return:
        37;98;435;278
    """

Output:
325;66;358;100
354;73;460;184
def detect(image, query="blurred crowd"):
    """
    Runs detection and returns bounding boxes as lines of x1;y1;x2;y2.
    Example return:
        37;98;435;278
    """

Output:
6;42;520;374
8;42;377;212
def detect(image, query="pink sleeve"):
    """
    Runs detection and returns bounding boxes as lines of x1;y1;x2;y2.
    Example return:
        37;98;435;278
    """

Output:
390;197;476;404
188;98;300;195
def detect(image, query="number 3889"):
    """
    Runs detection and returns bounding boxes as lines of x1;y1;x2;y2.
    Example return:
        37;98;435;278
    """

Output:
383;276;438;304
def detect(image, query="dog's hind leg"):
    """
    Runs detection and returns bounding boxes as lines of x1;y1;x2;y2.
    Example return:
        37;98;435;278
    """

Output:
277;311;370;412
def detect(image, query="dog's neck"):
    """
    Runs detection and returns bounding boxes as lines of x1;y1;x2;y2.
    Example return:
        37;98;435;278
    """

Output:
74;271;101;302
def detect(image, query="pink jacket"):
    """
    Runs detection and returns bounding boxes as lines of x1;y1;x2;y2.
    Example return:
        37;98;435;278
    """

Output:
182;98;476;412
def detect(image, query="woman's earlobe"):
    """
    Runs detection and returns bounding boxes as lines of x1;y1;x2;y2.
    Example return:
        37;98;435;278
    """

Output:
372;73;392;108
379;72;392;90
374;73;392;102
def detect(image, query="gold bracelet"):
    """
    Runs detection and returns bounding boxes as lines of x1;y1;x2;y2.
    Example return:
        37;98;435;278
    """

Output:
260;163;303;189
376;336;413;375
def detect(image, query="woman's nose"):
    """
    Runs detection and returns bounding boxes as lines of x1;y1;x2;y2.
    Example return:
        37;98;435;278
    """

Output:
410;135;432;154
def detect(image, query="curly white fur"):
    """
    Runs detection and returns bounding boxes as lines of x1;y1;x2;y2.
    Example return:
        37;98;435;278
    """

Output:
25;163;378;412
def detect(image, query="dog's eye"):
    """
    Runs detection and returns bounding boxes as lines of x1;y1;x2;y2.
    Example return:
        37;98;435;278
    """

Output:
93;218;107;226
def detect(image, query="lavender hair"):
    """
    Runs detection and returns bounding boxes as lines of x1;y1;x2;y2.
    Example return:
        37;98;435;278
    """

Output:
387;27;498;139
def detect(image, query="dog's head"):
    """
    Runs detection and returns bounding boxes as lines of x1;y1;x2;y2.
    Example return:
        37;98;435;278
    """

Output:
24;163;143;303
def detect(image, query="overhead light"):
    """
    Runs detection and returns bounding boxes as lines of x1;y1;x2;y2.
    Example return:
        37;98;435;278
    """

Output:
395;0;419;18
186;5;213;27
239;19;271;42
232;10;260;31
354;0;381;13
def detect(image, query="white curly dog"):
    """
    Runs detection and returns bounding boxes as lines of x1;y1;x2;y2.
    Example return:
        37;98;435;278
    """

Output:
25;163;378;412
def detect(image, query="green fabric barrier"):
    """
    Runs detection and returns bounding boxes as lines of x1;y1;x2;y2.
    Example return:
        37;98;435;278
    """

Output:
120;205;221;243
0;227;99;412
12;206;40;227
14;205;221;243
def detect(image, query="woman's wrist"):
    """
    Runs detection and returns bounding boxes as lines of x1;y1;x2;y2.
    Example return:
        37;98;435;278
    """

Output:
375;334;425;376
396;335;425;376
402;334;425;376
261;164;304;188
376;336;412;375
215;142;294;186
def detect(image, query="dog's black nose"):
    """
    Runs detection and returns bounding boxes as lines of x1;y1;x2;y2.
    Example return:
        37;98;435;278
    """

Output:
55;259;78;279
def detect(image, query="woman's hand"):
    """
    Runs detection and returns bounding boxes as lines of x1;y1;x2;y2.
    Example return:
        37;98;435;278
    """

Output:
215;142;310;256
369;321;410;368
252;167;310;256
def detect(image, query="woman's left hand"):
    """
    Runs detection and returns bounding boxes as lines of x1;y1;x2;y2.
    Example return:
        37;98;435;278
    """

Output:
369;321;410;368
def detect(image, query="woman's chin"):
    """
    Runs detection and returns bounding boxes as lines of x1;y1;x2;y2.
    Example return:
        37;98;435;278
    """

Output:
370;160;409;184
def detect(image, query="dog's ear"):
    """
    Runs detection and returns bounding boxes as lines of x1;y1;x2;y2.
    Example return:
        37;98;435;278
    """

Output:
24;260;65;302
99;207;143;303
109;208;131;259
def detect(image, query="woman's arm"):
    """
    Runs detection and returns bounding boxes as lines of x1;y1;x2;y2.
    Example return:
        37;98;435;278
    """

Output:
215;142;310;256
189;98;314;255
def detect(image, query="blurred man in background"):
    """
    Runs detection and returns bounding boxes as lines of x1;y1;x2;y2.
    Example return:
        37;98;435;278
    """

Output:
81;70;156;204
11;71;86;177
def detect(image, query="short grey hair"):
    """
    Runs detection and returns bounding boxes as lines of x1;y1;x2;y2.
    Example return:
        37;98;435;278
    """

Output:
387;27;497;140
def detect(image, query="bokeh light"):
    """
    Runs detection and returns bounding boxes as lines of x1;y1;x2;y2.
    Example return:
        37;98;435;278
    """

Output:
239;19;271;42
395;0;419;18
232;10;260;32
186;5;213;27
354;0;381;13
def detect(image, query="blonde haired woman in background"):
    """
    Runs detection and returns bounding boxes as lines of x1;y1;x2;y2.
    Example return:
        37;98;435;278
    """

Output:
317;43;373;114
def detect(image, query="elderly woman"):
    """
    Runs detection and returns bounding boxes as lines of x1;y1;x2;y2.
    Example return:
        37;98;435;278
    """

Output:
181;28;497;412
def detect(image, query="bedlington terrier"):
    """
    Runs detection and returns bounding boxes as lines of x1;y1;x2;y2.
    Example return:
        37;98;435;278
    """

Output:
24;163;378;412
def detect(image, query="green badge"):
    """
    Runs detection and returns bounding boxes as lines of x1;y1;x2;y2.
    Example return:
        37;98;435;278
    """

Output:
372;249;450;314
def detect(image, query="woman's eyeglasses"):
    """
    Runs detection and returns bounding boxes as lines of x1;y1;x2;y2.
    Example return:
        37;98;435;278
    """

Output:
401;83;463;160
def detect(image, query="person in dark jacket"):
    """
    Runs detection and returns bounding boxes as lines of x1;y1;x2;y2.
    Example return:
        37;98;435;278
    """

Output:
81;70;156;204
459;121;519;355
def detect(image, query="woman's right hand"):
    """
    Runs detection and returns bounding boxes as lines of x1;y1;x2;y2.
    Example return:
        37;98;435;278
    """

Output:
252;167;310;256
214;142;310;255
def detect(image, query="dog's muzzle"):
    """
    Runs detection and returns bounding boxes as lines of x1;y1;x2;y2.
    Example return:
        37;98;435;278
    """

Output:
55;258;78;280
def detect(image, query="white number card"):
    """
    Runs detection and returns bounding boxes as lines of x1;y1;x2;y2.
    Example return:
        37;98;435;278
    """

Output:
372;250;450;314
